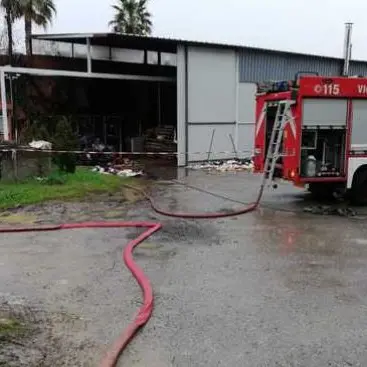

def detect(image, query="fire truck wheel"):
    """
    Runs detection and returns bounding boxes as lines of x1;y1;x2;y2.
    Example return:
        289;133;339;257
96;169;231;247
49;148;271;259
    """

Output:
350;169;367;206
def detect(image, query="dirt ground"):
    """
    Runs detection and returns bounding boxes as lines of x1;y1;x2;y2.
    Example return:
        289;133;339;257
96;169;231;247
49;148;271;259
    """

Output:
2;170;367;366
0;185;152;367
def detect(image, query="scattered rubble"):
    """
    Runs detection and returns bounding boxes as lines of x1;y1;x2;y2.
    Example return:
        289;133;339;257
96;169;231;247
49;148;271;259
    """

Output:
303;205;356;217
188;159;254;172
144;125;177;154
91;156;145;177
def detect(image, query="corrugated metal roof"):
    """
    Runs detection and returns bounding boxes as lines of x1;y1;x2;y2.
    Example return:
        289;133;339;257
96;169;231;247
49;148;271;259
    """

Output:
239;50;345;82
32;32;367;63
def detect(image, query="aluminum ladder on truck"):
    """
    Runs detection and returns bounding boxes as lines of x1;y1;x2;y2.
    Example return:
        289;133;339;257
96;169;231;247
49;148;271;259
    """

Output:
260;100;295;190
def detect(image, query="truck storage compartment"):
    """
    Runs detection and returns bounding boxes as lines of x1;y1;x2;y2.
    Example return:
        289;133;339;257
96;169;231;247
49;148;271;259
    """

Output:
302;98;347;127
300;97;347;178
300;128;346;177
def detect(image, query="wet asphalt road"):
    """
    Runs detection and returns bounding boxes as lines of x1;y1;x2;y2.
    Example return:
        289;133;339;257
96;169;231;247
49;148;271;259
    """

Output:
2;170;367;366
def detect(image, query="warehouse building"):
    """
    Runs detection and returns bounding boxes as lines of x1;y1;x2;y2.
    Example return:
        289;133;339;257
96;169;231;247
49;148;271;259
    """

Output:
2;33;367;166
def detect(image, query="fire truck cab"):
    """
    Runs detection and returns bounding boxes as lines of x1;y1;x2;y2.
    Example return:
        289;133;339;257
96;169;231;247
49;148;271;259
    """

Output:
254;73;367;204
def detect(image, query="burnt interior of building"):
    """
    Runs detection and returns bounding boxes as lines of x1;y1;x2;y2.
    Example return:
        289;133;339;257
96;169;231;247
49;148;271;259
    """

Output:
48;77;177;152
13;75;177;170
11;34;179;171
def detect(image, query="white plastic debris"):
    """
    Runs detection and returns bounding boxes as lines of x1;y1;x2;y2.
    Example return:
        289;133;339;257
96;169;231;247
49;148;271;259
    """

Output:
117;169;144;177
188;159;254;172
92;165;143;177
29;140;52;150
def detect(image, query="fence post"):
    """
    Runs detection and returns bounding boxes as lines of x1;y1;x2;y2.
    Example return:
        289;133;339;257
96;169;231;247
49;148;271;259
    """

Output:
228;133;238;159
12;149;18;181
207;129;216;161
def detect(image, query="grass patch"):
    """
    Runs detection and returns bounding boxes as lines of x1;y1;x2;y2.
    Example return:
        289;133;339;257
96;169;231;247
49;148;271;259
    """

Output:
0;167;130;209
0;318;25;340
0;213;37;225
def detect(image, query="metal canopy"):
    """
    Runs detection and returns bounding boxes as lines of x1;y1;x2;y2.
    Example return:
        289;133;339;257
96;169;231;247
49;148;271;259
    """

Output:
31;32;356;61
32;33;180;53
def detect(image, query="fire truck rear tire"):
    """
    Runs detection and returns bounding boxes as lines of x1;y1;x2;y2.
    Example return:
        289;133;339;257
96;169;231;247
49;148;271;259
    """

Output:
350;169;367;206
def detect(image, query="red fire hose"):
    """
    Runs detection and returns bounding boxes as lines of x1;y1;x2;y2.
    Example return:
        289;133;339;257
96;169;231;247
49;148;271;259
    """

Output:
123;181;266;219
0;182;265;367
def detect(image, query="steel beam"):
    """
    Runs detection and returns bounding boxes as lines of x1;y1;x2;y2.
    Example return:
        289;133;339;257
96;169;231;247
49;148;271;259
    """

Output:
0;66;175;83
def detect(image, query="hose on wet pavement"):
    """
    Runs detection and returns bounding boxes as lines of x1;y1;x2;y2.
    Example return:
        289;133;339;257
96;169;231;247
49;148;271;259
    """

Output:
0;221;162;367
6;177;354;366
167;180;367;218
122;180;266;219
0;181;267;367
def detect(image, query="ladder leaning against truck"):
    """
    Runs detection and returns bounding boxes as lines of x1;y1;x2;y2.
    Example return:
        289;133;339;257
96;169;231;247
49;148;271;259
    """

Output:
253;72;367;205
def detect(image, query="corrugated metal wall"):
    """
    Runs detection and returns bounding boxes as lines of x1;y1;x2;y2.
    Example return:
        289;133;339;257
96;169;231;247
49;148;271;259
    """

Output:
186;47;238;162
188;47;237;123
349;61;367;76
239;49;367;82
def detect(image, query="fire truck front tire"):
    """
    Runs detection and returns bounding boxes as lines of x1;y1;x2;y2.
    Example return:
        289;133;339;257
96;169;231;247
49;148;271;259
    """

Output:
350;169;367;206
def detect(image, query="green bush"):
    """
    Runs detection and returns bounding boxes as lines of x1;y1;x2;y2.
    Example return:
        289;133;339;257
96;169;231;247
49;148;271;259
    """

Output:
20;119;51;143
51;117;79;174
42;171;67;185
21;117;79;175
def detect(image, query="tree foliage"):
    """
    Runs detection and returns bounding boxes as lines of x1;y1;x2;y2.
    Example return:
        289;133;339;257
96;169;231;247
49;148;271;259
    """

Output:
22;0;57;55
109;0;152;35
1;0;56;58
1;0;22;62
21;119;50;143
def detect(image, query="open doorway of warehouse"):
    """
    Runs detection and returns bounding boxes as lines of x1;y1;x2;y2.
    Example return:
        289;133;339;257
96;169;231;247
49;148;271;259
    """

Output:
9;74;177;178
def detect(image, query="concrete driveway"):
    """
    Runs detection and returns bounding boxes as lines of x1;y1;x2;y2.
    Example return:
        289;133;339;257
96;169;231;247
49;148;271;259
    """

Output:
1;170;367;366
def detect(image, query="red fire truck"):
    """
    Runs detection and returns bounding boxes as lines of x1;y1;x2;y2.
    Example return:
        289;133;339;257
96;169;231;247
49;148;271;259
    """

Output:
253;73;367;204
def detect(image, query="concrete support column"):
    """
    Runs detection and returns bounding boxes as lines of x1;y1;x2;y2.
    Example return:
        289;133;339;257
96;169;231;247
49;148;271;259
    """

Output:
86;38;92;73
0;69;9;140
177;45;187;167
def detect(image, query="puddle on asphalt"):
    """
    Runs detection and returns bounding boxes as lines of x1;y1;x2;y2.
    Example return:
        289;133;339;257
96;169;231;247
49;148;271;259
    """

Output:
126;220;220;247
134;245;178;261
247;208;367;298
353;238;367;246
252;210;354;256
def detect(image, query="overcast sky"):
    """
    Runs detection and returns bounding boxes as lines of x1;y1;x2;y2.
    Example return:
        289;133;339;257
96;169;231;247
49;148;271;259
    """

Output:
12;0;367;60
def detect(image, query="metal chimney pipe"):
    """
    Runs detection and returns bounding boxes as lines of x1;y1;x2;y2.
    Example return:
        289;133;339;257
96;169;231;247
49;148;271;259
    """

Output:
343;22;353;76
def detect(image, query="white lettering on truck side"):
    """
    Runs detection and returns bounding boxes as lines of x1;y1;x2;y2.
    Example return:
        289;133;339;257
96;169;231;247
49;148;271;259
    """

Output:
313;84;340;95
357;85;367;94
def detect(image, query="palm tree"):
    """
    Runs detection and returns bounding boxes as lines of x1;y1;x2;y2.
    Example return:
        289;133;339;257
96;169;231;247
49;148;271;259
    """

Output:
21;0;56;55
109;0;152;36
1;0;22;64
